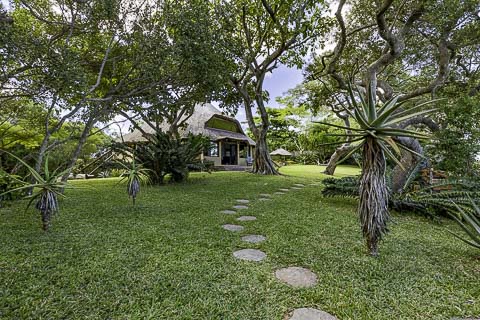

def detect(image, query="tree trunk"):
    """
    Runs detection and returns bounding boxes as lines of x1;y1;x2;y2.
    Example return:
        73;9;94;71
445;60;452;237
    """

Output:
324;144;354;175
61;115;96;183
391;137;425;193
358;137;389;256
252;130;278;175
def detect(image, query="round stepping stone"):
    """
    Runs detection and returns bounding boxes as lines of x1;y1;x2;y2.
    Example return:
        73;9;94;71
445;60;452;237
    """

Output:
288;308;338;320
236;199;250;204
259;198;271;201
293;184;305;187
279;188;290;192
259;193;272;197
236;215;257;221
274;192;285;195
275;267;318;288
222;224;244;232
233;249;266;262
221;210;237;215
233;205;248;210
241;234;266;243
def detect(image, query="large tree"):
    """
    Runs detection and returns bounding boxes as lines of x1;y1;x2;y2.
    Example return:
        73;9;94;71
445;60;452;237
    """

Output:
307;0;479;183
215;0;330;174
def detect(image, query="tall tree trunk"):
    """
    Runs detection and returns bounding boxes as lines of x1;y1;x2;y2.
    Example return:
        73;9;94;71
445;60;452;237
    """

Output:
358;137;389;256
34;133;51;174
252;129;278;175
324;144;354;175
61;115;96;183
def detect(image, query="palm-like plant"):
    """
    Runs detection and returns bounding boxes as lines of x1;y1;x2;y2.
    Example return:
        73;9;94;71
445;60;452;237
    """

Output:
0;152;71;231
448;199;480;250
119;159;151;205
319;84;438;256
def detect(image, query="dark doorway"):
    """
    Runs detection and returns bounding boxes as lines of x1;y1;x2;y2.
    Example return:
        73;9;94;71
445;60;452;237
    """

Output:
221;142;238;165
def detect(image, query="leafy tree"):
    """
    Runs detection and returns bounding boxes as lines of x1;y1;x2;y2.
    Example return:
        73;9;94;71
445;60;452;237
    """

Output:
215;0;331;174
307;0;479;184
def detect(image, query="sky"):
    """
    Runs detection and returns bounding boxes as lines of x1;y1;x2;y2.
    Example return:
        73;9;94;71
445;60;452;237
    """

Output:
218;65;304;127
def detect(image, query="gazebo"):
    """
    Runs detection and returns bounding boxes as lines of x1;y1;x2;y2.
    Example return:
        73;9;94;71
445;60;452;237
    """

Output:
270;148;292;166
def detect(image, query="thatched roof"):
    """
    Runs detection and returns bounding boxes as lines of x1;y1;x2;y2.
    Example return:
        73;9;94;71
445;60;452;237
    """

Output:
270;148;292;156
119;103;256;146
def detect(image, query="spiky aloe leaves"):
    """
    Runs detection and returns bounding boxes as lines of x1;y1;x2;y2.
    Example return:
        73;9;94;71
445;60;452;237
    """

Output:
0;150;71;231
316;84;441;168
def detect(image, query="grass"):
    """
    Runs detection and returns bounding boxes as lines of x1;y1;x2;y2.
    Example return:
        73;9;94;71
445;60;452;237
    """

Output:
0;165;479;319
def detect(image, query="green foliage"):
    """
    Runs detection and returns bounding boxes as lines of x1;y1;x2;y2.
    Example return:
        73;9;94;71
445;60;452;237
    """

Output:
0;169;23;205
448;199;480;250
0;152;71;231
321;175;480;219
114;132;210;184
428;93;480;176
321;176;359;198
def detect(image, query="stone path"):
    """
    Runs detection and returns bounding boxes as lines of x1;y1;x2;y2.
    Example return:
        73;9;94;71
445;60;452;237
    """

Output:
236;215;257;221
233;205;249;210
241;234;266;243
222;224;244;232
220;182;331;315
288;308;338;320
233;249;266;262
275;267;318;288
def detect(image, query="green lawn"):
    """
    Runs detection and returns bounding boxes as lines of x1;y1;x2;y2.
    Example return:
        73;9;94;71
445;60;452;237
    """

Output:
1;165;479;319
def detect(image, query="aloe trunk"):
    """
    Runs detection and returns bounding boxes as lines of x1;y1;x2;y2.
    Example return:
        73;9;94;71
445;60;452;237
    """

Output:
358;137;389;256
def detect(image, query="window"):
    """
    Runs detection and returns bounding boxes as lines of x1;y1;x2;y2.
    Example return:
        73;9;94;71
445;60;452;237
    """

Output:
204;142;219;157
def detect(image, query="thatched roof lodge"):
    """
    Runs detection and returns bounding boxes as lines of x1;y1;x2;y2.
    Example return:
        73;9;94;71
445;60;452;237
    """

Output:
121;103;256;167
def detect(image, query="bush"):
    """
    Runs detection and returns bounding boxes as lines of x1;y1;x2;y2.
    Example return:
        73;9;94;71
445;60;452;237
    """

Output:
113;132;211;184
0;169;23;206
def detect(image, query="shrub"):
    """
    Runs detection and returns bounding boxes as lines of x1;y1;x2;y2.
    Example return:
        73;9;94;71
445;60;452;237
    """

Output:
113;132;211;184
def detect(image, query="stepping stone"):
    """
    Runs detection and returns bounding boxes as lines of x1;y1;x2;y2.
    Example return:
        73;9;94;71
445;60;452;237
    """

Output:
241;234;266;243
293;184;305;187
233;249;266;262
279;188;290;192
236;199;250;204
259;193;272;197
274;192;285;195
275;267;318;288
236;215;257;221
222;224;244;232
288;308;338;320
233;205;248;210
221;210;237;215
291;187;302;190
259;198;271;201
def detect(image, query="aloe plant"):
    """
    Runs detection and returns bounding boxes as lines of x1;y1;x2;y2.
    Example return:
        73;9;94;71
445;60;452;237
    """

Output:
318;84;439;256
448;199;480;250
119;159;151;205
0;151;72;231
